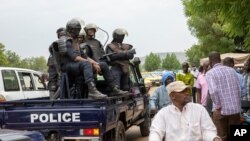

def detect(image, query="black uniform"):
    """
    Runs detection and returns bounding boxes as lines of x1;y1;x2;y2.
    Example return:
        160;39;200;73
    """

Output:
47;43;60;99
80;42;115;86
105;42;134;91
61;41;94;84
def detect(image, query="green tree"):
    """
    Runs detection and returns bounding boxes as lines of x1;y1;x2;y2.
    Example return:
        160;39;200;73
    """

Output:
5;50;22;67
22;56;47;72
162;53;181;70
185;44;203;66
183;0;236;64
0;43;8;66
144;52;161;71
183;0;250;51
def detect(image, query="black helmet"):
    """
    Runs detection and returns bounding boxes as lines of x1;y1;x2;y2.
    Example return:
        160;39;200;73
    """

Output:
66;18;84;38
56;27;66;38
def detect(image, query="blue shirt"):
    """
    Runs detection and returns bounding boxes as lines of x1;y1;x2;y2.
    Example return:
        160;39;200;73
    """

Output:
149;71;174;111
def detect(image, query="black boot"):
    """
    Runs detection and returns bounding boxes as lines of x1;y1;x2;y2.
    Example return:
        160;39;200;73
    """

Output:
88;82;107;99
110;85;128;96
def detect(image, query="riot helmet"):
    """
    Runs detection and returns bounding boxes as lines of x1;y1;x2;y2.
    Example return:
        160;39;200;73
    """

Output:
112;28;128;43
66;18;84;38
84;23;98;38
84;23;98;32
78;29;86;43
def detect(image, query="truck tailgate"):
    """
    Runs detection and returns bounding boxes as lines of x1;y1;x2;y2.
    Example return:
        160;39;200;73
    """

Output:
0;99;106;130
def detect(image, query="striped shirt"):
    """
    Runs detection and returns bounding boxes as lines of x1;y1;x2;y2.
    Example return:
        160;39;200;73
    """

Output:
242;72;250;101
206;63;241;115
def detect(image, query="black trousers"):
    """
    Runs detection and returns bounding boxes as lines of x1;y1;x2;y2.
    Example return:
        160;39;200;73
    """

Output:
111;65;129;91
99;61;115;85
65;60;94;84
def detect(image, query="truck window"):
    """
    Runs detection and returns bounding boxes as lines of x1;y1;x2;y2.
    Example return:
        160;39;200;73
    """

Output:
33;74;46;90
129;66;138;86
18;72;34;91
1;70;20;91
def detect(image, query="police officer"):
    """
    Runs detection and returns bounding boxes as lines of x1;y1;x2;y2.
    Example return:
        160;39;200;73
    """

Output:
59;18;107;99
80;25;127;95
47;27;66;100
105;28;136;90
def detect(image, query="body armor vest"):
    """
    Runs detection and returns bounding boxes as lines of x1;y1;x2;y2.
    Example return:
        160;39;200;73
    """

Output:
85;39;105;61
108;43;133;73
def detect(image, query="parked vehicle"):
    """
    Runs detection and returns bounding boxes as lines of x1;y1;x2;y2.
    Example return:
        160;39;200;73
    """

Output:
0;67;49;102
142;72;161;86
0;58;150;141
0;129;45;141
241;100;250;125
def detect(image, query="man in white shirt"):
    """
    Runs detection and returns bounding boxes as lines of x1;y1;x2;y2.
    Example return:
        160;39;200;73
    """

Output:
149;81;221;141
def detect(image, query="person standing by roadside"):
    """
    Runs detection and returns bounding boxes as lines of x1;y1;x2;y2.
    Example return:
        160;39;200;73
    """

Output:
242;59;250;101
223;57;247;98
195;62;209;106
206;52;241;141
149;71;175;115
176;62;195;101
149;81;221;141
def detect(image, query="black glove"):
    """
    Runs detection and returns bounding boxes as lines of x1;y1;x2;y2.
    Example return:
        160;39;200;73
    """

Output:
127;48;136;55
57;36;67;55
126;53;134;59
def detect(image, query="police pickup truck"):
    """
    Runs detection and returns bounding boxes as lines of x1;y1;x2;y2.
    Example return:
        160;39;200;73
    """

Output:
0;58;150;141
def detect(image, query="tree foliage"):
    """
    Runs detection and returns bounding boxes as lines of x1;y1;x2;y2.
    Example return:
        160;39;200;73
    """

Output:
144;52;161;72
0;42;47;72
0;43;8;66
5;50;22;67
182;0;245;65
183;0;250;51
162;53;181;70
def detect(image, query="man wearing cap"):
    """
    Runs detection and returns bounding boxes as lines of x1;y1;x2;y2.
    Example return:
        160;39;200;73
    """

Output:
149;81;221;141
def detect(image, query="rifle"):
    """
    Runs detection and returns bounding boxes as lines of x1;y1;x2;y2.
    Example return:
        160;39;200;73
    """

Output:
100;52;117;62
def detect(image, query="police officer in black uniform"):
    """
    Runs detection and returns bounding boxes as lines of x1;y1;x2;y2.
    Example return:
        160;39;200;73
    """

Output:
105;28;136;91
58;18;107;99
47;27;66;100
80;24;127;95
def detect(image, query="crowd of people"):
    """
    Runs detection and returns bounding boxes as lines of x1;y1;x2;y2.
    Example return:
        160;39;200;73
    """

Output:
149;51;250;141
46;18;136;99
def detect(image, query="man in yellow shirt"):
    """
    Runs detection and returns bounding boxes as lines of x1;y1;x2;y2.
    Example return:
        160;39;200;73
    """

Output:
176;62;194;97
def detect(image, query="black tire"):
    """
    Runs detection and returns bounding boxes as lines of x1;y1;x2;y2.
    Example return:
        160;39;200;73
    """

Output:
46;132;60;141
140;110;151;136
114;121;126;141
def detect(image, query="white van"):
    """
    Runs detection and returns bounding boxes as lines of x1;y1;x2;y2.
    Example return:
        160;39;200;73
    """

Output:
0;67;49;102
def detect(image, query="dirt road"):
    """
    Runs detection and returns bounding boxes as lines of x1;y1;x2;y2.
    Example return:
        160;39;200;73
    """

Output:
126;126;148;141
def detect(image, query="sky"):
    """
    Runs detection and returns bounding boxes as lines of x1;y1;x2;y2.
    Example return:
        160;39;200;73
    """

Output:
0;0;197;59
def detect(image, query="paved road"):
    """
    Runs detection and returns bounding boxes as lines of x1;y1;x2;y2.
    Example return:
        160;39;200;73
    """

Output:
126;126;148;141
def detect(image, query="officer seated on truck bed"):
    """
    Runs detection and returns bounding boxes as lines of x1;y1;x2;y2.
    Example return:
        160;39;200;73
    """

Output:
56;18;107;99
78;23;127;96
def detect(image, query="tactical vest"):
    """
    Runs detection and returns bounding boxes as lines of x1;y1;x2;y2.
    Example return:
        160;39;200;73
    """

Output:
52;37;73;73
107;43;133;74
85;39;105;61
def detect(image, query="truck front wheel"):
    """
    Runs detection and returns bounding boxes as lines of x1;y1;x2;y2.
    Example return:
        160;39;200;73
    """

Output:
139;110;151;136
47;132;60;141
115;121;126;141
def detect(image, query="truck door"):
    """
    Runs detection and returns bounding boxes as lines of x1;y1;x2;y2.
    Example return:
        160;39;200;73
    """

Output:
0;69;25;101
17;71;38;99
32;73;49;98
129;65;145;120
